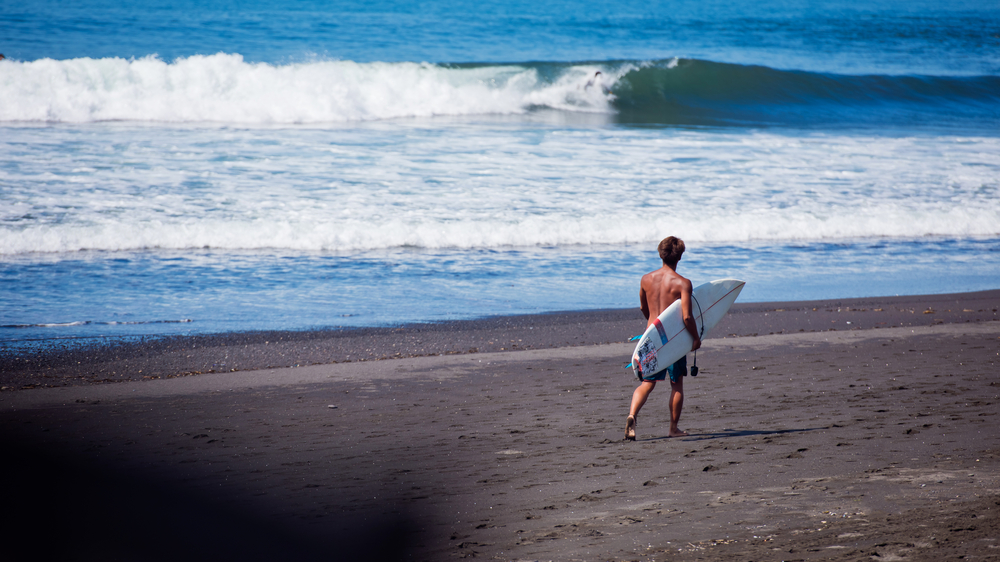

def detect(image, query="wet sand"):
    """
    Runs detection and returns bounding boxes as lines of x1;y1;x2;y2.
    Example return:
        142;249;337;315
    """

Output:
1;290;998;561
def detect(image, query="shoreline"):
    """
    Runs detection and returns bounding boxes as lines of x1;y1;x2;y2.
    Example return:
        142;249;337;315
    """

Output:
3;320;997;409
1;289;998;560
2;288;998;392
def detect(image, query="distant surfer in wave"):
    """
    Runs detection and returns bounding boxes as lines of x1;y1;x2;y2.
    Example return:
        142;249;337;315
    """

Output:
625;236;701;441
583;71;609;94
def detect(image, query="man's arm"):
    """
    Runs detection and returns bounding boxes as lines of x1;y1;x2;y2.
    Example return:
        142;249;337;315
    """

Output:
639;281;650;320
679;280;701;351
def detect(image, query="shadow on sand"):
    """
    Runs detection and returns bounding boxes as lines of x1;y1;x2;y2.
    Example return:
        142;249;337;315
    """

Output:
642;427;827;442
0;431;424;562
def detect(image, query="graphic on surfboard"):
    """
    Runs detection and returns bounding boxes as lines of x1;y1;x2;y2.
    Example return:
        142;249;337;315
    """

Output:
631;279;745;380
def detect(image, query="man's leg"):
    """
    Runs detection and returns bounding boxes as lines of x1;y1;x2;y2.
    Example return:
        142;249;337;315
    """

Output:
630;380;656;417
668;377;688;437
626;380;656;440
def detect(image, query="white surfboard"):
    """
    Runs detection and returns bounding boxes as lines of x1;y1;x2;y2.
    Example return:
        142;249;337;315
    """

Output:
631;279;745;379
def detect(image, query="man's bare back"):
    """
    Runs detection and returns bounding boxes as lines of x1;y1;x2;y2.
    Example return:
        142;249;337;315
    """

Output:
639;266;701;351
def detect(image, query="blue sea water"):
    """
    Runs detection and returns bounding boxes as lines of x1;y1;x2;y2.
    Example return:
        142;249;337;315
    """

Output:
2;0;999;347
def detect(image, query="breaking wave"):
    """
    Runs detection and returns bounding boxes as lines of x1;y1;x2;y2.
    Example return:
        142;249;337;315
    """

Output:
1;54;997;127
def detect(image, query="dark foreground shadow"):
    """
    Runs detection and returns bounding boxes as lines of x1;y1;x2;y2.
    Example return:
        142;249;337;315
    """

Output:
643;427;827;442
0;432;423;562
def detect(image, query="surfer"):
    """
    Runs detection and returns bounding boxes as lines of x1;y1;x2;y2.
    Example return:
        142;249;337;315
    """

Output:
625;236;701;441
583;71;609;94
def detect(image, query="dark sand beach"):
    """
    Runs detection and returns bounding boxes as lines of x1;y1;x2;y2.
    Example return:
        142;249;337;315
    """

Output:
2;290;998;561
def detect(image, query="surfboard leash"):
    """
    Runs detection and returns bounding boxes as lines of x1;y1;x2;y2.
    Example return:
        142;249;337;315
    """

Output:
690;292;704;376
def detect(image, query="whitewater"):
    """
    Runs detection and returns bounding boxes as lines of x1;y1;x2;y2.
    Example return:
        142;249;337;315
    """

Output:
3;121;999;255
2;0;999;346
3;55;998;255
0;55;617;123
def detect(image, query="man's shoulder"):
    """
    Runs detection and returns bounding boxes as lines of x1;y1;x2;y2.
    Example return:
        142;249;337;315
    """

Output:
660;267;688;282
663;271;692;292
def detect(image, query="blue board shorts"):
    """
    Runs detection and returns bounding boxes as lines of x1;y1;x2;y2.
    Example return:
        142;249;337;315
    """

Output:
642;355;687;384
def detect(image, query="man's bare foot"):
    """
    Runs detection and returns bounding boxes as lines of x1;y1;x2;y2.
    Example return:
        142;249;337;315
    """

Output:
668;428;688;438
624;415;636;441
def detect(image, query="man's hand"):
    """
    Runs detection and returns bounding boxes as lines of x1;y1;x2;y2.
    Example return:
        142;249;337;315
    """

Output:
691;337;701;352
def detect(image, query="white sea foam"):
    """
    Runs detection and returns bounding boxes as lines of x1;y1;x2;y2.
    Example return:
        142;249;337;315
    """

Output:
0;54;616;123
1;125;998;255
2;205;995;255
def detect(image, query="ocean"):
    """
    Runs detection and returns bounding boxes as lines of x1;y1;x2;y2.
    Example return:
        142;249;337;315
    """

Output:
2;0;999;349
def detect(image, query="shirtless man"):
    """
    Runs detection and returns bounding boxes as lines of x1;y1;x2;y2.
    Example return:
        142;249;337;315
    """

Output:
625;236;701;441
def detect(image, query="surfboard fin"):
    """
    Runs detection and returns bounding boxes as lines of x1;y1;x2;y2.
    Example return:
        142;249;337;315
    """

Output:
629;334;642;341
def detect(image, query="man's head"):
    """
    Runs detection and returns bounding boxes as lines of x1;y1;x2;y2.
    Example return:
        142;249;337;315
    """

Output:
658;236;685;268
